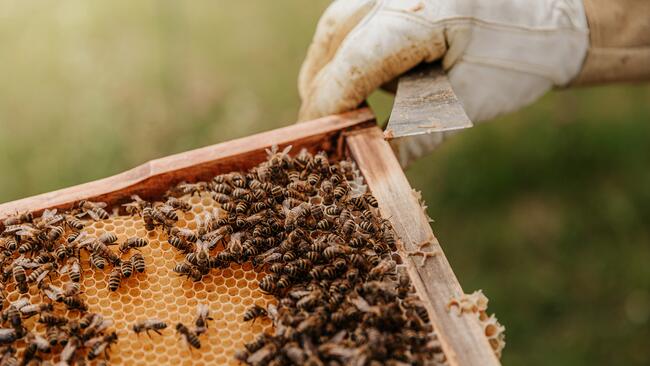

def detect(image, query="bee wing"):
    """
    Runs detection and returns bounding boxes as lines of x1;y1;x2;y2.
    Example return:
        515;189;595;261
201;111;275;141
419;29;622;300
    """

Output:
264;146;277;157
196;304;209;318
11;298;30;310
262;252;282;264
226;234;242;252
42;286;62;301
58;263;70;275
60;338;79;361
145;318;163;327
281;145;293;155
15;225;37;236
39;210;52;223
0;328;16;337
20;303;38;314
85;210;100;221
13;256;30;266
83;337;101;348
93;201;108;208
34;269;51;285
95;319;113;333
266;304;278;322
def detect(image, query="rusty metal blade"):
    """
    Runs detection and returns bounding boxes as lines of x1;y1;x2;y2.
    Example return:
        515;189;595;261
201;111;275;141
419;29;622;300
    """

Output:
384;63;473;140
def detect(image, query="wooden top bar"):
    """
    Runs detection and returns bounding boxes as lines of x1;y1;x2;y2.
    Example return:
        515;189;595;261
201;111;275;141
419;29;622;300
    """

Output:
0;108;375;218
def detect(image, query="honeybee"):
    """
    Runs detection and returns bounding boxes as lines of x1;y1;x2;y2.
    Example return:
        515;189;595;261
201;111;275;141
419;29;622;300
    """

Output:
63;281;81;298
60;337;78;364
27;333;51;353
194;304;213;335
63;215;85;231
0;328;17;345
369;259;395;280
243;304;267;323
141;207;156;230
168;236;194;253
173;263;202;282
132;253;146;273
231;188;250;201
89;240;121;265
75;200;110;221
364;193;379;208
38;313;68;327
259;274;278;294
90;253;106;270
46;225;65;242
397;266;412;299
151;207;175;230
296;290;322;310
156;204;179;221
316;219;333;231
122;194;150;215
176;323;201;349
17;241;41;255
62;257;81;282
340;219;356;238
45;326;60;346
358;220;376;234
323;245;349;260
26;263;53;284
55;242;73;260
78;313;96;329
121;259;133;278
12;265;28;293
2;211;33;226
1;236;18;251
294;148;312;168
133;319;168;337
108;268;122;292
170;227;198;243
236;201;250;214
230;173;247;188
333;185;349;200
87;332;118;360
172;182;207;197
98;232;118;245
119;237;148;253
61;295;87;311
166;197;192;211
3;304;23;336
211;192;231;204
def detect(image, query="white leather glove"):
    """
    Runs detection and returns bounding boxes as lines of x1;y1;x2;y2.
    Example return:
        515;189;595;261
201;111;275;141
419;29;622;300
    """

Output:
298;0;590;167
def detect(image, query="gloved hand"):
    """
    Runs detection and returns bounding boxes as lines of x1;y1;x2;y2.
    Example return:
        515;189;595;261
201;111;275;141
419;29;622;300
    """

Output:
298;0;590;167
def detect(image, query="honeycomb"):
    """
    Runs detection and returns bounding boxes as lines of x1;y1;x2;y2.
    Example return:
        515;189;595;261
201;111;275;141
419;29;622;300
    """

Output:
447;290;506;358
2;193;274;366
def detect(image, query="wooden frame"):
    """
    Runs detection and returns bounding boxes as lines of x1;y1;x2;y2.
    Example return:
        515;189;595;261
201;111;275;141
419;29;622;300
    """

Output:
0;108;499;366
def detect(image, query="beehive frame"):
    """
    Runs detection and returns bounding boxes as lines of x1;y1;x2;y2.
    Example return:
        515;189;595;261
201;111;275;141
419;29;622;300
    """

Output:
0;107;500;366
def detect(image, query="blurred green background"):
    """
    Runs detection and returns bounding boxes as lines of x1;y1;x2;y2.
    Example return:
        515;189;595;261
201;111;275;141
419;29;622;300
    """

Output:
1;1;648;365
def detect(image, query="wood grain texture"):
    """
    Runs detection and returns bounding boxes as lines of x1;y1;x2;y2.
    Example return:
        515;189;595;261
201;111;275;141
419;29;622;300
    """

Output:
346;126;500;366
0;108;375;218
385;63;472;140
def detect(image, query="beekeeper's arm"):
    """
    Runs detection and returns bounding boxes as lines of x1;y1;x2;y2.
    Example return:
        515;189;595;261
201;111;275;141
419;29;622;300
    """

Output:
298;0;649;167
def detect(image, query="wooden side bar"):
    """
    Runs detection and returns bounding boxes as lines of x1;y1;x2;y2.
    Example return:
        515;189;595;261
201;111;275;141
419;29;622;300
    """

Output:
345;126;500;366
0;108;375;218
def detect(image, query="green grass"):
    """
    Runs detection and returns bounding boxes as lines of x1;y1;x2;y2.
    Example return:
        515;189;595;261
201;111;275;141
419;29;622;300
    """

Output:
1;2;649;365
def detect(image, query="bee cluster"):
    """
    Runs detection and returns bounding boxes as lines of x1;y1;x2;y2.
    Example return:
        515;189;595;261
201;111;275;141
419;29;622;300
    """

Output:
135;146;446;366
0;145;448;365
0;204;121;365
